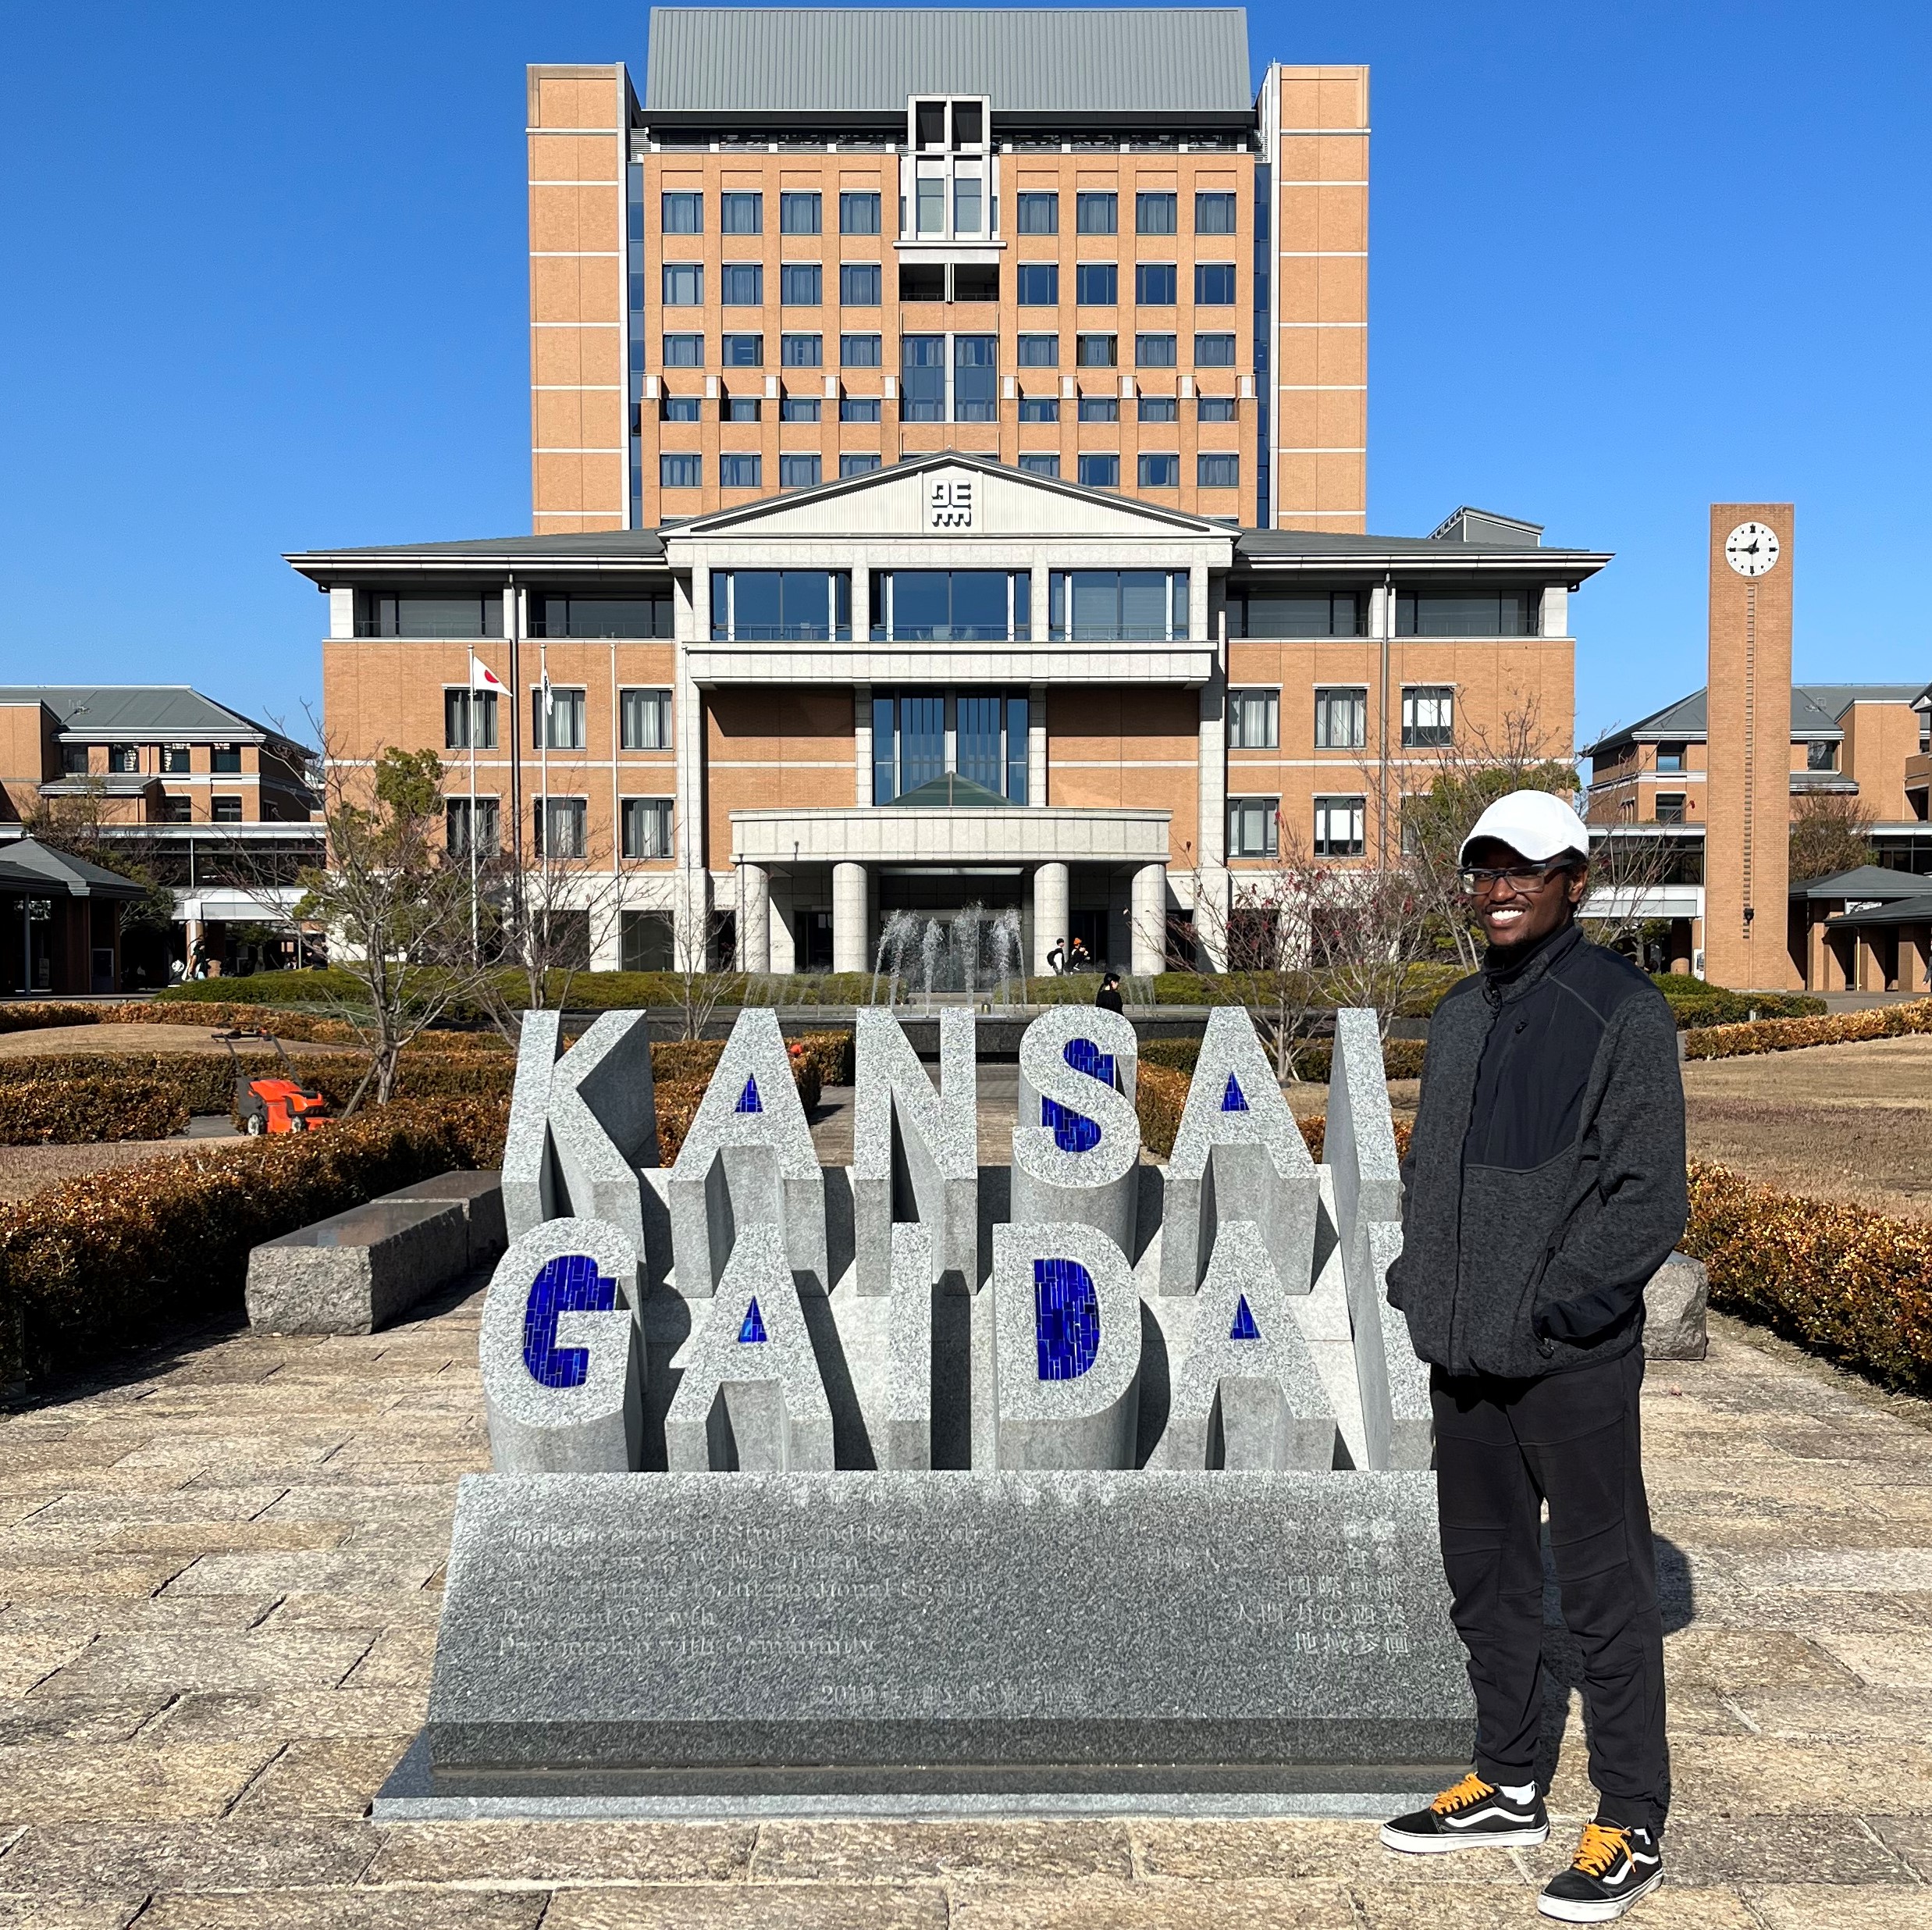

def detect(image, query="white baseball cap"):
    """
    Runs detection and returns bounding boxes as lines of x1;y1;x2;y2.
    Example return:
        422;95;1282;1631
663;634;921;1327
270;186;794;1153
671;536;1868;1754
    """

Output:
1458;789;1592;867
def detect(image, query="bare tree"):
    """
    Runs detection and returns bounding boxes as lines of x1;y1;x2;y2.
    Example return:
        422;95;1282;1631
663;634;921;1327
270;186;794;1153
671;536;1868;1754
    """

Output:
665;883;738;1042
1789;792;1877;882
294;745;496;1110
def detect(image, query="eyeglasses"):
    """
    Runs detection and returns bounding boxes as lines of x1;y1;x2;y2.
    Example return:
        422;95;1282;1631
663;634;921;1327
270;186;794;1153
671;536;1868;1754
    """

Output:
1458;861;1573;896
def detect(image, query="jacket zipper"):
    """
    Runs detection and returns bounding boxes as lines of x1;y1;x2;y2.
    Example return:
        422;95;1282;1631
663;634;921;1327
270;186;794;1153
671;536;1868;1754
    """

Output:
1446;987;1506;1375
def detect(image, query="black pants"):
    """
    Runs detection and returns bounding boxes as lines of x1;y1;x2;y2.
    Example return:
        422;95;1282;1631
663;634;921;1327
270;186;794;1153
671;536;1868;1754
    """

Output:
1432;1347;1669;1832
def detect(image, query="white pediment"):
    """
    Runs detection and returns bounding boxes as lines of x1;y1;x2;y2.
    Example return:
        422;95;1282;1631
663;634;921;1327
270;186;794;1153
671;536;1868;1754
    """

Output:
670;457;1231;547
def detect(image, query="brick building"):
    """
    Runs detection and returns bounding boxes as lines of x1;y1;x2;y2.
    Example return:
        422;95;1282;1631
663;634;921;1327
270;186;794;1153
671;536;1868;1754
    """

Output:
294;8;1610;974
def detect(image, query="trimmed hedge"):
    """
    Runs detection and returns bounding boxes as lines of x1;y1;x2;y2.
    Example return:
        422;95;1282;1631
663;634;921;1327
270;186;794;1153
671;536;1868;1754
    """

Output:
1683;1161;1932;1395
1137;1032;1426;1083
1134;1063;1415;1166
1655;975;1825;1029
0;1099;508;1384
0;1078;187;1146
1685;996;1932;1063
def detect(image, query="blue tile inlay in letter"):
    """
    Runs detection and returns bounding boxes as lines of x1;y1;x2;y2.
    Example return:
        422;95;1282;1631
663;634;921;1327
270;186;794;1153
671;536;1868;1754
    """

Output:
1229;1294;1261;1341
738;1298;768;1343
521;1253;619;1389
735;1074;763;1114
1221;1074;1248;1113
1041;1036;1115;1152
1034;1256;1101;1380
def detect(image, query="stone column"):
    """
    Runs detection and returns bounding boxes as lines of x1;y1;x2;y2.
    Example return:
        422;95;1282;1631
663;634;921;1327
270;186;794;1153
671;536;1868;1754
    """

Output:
769;876;798;974
832;861;870;973
1131;864;1167;977
1033;862;1069;976
739;864;770;973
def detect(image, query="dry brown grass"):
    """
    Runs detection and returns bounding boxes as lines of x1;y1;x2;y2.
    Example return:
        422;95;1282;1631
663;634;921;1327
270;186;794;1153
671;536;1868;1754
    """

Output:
0;1023;359;1059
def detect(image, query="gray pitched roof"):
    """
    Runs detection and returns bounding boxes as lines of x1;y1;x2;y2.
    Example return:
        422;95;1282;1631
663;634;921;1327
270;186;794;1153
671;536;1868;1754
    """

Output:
1830;891;1932;927
1790;864;1932;902
0;838;147;900
1235;528;1608;570
642;7;1255;119
1585;683;1928;760
0;685;285;744
286;531;667;567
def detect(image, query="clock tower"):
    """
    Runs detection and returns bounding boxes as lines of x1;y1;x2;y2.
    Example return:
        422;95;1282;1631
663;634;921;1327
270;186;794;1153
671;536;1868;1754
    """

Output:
1703;501;1797;989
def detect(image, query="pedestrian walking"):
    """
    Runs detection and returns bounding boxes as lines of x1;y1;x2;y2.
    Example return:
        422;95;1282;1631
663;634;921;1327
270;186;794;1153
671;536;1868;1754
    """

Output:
1094;970;1124;1014
1379;789;1686;1924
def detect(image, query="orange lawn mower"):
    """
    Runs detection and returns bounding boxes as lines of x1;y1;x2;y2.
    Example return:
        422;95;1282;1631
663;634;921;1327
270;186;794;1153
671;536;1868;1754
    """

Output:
215;1029;333;1136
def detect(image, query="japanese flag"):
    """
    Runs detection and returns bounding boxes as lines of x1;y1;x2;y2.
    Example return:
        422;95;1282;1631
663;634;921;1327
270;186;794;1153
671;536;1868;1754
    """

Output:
469;653;504;694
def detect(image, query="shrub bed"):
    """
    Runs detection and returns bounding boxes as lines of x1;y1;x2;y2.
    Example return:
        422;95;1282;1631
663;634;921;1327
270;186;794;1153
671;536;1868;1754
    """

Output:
1137;1033;1425;1083
0;1077;187;1146
0;1098;508;1384
1655;976;1825;1029
1683;1162;1932;1395
1685;996;1932;1062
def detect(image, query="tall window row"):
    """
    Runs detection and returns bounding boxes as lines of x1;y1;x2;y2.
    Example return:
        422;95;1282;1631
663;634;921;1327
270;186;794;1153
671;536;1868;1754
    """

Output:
872;689;1029;803
1226;685;1458;751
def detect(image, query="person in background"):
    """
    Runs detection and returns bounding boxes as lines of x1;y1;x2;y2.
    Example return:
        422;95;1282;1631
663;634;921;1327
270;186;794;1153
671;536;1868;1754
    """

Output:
1047;937;1067;975
1069;935;1093;971
1094;970;1124;1015
1378;789;1685;1925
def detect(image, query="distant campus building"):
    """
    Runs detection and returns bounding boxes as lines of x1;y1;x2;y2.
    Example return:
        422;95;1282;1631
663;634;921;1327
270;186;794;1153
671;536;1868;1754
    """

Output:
293;6;1609;974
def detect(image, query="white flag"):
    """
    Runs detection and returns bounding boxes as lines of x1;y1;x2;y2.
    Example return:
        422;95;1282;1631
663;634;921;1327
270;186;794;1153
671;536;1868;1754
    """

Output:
468;653;504;693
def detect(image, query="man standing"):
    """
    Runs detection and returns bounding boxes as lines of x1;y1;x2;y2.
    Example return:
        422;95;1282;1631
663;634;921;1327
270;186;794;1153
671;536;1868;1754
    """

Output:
1379;790;1685;1925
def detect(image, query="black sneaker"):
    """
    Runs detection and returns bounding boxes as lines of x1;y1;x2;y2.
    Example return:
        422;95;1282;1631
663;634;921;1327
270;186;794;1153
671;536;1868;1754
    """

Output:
1380;1771;1550;1853
1538;1821;1664;1921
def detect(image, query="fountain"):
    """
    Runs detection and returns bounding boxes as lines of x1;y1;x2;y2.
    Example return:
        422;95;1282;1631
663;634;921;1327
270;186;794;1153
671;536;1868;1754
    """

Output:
866;903;1030;1008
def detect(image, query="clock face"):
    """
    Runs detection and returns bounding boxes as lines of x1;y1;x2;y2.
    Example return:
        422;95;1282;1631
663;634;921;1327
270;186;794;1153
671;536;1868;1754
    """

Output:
1724;522;1781;578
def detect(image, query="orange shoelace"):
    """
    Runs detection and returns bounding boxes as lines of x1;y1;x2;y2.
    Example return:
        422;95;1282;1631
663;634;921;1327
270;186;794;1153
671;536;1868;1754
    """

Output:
1573;1822;1633;1877
1429;1772;1493;1815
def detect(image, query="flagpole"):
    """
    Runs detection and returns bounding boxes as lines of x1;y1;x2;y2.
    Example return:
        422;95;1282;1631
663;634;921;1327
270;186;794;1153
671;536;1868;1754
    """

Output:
468;653;479;959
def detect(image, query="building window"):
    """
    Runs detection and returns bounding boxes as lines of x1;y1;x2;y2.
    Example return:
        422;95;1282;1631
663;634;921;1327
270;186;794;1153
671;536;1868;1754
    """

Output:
620;688;672;750
356;593;494;639
1077;454;1122;489
1016;263;1059;306
663;333;703;367
839;394;881;422
1806;739;1840;771
899;333;944;420
1076;191;1117;234
954;175;983;233
1229;688;1279;750
837;333;883;369
721;333;763;367
1314;795;1366;857
1194;332;1236;367
841;453;881;477
1402;685;1454;749
721;262;762;306
210;744;243;773
780;454;821;489
1019;454;1060;479
162;745;190;774
1136;333;1176;368
446;796;500;856
621;796;674;859
661;191;703;233
1137;265;1176;308
535;796;587;860
164;796;192;823
1395;589;1539;637
533;594;673;639
1019;396;1059;422
711;569;852;641
717;452;762;489
1050;570;1187;640
1076;333;1117;367
1016;333;1058;367
1138;453;1179;488
211;796;244;824
661;262;703;304
61;745;91;774
720;191;762;234
108;744;140;774
1655;793;1687;825
872;689;1029;803
955;334;996;421
660;453;702;488
1195;191;1237;233
1197;394;1236;422
662;394;700;422
532;685;586;750
1076;262;1117;306
1138;395;1178;422
1227;588;1362;637
1136;191;1177;235
870;571;1026;643
780;191;820;235
1197;452;1240;488
1229;797;1278;858
1655;742;1686;774
780;263;821;306
1315;687;1368;750
840;191;881;234
838;262;881;306
1017;191;1059;233
1077;395;1119;422
780;333;823;367
1194;262;1237;304
779;394;821;422
444;689;499;750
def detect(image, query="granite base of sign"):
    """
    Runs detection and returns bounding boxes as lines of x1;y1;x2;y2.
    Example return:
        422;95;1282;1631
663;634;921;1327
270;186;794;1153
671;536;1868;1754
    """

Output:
389;1468;1467;1814
382;1170;507;1271
245;1195;469;1337
1644;1252;1710;1362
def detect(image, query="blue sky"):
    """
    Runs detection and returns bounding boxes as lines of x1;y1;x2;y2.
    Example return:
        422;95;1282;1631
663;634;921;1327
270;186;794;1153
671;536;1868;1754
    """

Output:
1;2;1926;750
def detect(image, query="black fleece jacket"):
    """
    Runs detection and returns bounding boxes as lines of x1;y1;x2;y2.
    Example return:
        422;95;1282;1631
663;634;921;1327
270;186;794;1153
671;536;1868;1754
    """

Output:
1386;923;1688;1380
